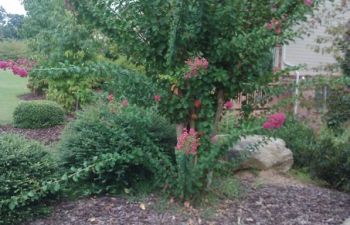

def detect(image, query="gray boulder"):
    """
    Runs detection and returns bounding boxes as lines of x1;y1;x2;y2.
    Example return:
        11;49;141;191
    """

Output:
229;135;293;173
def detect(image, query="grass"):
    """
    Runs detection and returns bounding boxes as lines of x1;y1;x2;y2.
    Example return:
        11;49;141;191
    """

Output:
288;169;328;186
0;70;29;125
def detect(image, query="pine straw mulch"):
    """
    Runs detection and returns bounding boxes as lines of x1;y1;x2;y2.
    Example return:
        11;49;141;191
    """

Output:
25;172;350;225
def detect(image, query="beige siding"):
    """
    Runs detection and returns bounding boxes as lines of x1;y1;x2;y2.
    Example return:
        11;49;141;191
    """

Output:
284;0;350;76
284;26;337;75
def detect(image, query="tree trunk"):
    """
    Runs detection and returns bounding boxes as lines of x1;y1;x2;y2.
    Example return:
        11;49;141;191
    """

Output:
213;89;224;135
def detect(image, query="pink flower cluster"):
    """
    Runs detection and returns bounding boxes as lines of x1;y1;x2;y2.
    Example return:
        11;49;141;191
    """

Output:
154;95;161;102
185;57;209;79
304;0;313;7
176;128;200;155
0;58;35;77
12;65;28;77
263;112;286;129
224;100;234;110
121;99;129;107
108;94;114;102
266;19;282;34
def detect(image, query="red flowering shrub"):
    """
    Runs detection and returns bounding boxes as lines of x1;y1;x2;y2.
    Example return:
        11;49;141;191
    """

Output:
0;58;35;77
263;112;286;129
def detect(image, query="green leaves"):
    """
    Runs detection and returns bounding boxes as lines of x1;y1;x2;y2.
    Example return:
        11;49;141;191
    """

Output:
58;102;177;195
0;134;59;225
13;100;65;128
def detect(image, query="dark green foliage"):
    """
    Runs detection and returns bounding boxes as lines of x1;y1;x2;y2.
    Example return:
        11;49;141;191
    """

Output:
105;68;160;108
256;117;317;168
310;130;350;191
58;103;176;194
13;101;65;129
0;134;57;225
324;87;350;129
341;20;350;77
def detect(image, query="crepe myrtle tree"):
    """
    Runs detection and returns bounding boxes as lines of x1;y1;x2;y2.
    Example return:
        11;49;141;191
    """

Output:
67;0;317;135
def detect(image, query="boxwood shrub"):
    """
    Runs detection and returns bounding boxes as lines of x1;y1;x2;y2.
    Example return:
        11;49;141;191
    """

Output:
0;134;58;225
58;103;177;195
13;100;65;129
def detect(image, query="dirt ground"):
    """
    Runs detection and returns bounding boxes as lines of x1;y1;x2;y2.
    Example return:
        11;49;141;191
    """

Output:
0;125;64;145
25;171;350;225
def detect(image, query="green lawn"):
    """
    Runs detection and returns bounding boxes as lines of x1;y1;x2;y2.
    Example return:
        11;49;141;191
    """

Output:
0;70;29;125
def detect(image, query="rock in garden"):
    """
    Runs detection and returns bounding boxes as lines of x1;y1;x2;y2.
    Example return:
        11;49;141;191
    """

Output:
229;135;293;172
342;218;350;225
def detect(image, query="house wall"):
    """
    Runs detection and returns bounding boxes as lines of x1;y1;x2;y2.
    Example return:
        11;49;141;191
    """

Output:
283;0;350;76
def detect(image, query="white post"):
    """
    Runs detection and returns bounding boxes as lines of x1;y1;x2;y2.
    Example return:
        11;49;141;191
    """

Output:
294;71;300;116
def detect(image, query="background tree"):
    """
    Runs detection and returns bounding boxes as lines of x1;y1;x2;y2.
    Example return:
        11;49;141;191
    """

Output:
22;0;103;110
0;7;24;40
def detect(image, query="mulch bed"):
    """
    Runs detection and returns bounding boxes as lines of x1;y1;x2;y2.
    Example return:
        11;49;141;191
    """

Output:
18;93;46;101
0;125;65;145
0;92;64;145
25;181;350;225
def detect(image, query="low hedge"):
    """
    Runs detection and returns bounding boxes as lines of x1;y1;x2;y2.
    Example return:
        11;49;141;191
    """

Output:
13;100;65;129
0;134;58;225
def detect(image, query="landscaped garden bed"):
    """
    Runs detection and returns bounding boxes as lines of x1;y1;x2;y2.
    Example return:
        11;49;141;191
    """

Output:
1;0;350;225
25;173;350;225
0;125;64;145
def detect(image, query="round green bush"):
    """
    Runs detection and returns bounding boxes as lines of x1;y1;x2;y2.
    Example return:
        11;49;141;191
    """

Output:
58;103;176;194
13;100;65;129
0;134;58;225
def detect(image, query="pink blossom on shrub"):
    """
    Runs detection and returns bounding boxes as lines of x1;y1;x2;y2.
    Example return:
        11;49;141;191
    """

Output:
266;22;273;30
304;0;313;7
266;19;282;34
121;99;129;107
194;99;201;108
0;61;8;70
0;58;35;77
210;135;218;144
185;57;209;79
263;112;286;129
16;58;36;71
154;95;161;102
12;65;28;77
108;94;114;102
176;128;199;155
224;100;234;110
